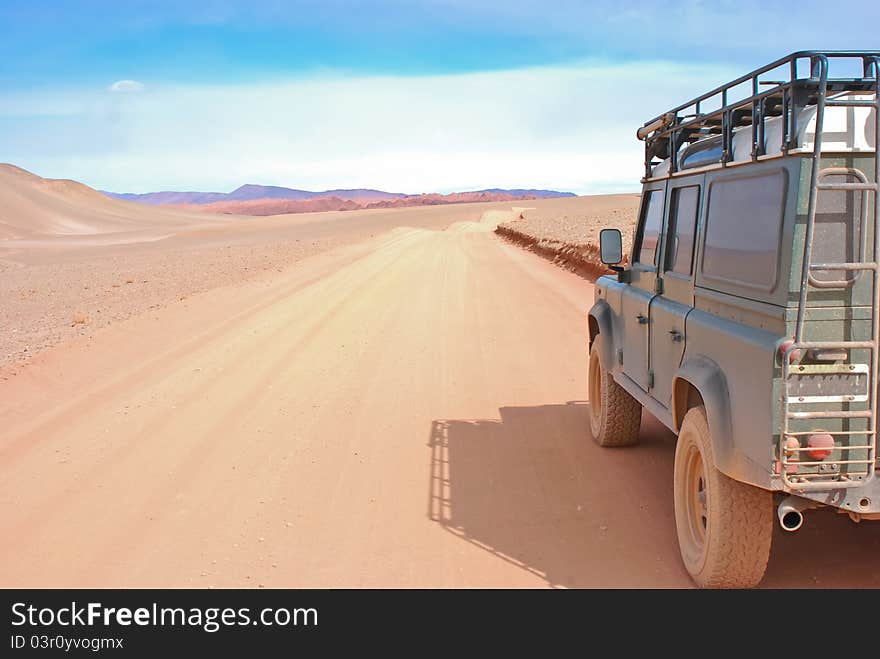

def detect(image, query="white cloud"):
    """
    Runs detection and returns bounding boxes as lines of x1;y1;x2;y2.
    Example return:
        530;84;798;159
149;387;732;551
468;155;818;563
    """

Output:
4;61;739;194
108;80;144;93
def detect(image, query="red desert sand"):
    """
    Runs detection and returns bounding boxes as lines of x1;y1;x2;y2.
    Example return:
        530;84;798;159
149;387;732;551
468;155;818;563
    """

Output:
1;164;878;588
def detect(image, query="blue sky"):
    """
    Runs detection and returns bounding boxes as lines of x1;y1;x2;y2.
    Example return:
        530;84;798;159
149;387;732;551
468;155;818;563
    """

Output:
1;1;878;193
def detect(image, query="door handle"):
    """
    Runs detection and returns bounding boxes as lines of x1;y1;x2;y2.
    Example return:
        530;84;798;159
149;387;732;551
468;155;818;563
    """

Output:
669;329;683;342
636;314;649;324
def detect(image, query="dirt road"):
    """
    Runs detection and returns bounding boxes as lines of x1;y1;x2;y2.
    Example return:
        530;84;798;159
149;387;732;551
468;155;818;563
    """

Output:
1;210;878;588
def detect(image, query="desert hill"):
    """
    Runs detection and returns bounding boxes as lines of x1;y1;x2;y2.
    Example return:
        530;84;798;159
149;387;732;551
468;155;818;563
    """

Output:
0;164;209;240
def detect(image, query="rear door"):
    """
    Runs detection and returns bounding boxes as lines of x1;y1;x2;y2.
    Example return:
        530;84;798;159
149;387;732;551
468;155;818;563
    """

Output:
620;183;665;391
649;179;702;408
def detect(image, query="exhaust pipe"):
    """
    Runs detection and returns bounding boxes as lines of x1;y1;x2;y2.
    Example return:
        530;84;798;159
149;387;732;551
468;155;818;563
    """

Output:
778;506;804;532
777;496;818;532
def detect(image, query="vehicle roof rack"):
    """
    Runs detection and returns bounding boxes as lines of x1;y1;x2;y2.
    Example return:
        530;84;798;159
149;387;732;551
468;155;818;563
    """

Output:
639;51;880;180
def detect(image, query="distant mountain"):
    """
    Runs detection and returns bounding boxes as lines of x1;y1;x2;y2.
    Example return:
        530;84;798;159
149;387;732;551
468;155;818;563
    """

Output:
473;188;576;199
168;190;567;217
104;190;230;205
102;185;573;206
103;185;410;205
224;184;409;202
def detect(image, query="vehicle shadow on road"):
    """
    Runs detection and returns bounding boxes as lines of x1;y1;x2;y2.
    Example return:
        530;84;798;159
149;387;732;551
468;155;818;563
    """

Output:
428;401;880;588
763;508;880;588
428;402;687;587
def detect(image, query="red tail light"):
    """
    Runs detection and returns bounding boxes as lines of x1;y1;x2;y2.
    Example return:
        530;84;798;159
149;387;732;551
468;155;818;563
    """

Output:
807;433;835;460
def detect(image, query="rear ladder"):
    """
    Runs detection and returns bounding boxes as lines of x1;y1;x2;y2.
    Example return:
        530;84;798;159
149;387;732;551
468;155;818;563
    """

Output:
780;55;880;490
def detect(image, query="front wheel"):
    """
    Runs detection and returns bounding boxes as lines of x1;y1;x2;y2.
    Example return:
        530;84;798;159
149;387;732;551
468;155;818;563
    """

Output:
673;406;773;588
588;334;641;447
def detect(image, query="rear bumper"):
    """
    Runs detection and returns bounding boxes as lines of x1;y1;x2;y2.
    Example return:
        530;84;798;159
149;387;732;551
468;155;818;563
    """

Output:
786;475;880;515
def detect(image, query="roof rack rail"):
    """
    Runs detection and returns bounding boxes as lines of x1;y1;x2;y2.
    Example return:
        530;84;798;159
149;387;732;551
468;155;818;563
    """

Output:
639;51;880;180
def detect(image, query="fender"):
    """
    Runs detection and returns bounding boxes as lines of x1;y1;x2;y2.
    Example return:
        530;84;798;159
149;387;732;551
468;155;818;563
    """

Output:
587;299;615;370
673;355;769;487
673;355;734;473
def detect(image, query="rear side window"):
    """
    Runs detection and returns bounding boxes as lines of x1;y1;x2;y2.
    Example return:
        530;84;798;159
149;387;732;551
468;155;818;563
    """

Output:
702;171;786;290
636;190;665;266
665;186;700;276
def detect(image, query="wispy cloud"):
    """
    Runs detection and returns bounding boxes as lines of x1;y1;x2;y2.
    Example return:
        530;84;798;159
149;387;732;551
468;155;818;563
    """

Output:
108;80;144;93
2;60;737;194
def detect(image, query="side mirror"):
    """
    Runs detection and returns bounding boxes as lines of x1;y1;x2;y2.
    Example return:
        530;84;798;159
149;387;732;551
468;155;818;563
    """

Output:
599;228;623;266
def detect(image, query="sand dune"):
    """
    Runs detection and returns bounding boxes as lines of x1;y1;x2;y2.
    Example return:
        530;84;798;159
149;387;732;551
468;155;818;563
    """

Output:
0;164;209;240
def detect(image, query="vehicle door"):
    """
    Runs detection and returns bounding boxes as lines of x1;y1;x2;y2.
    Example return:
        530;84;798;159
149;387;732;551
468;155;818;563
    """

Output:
620;182;666;391
649;179;702;408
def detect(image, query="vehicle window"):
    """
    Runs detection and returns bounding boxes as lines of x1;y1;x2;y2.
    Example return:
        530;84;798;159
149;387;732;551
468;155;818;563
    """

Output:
636;190;664;266
665;186;700;276
811;172;863;283
702;171;786;290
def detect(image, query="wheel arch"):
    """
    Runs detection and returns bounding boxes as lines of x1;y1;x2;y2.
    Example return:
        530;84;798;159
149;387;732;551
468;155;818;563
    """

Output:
672;355;737;479
588;300;614;368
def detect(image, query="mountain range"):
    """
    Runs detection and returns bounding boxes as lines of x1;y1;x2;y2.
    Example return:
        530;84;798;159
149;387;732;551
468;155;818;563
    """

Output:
103;185;575;206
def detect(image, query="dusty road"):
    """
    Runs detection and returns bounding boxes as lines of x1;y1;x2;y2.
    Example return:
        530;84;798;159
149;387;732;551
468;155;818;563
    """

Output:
1;209;879;588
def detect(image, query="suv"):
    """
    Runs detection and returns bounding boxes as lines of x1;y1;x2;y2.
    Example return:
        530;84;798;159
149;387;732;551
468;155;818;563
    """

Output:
588;51;879;588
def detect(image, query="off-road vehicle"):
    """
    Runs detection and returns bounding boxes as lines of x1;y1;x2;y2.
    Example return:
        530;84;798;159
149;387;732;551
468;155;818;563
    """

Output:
588;51;879;587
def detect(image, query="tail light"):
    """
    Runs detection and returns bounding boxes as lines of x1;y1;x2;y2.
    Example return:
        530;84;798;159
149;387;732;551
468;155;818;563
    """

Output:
783;436;800;472
806;433;835;460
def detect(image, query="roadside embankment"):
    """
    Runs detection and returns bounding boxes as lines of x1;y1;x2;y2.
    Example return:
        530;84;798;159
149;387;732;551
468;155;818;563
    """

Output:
495;194;640;280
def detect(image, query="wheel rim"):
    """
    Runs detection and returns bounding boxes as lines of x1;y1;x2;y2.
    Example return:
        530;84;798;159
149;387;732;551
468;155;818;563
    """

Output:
681;443;709;563
588;348;602;433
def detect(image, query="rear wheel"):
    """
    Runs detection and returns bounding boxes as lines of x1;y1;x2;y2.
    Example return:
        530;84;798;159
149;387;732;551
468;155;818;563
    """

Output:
673;406;773;588
588;334;641;447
